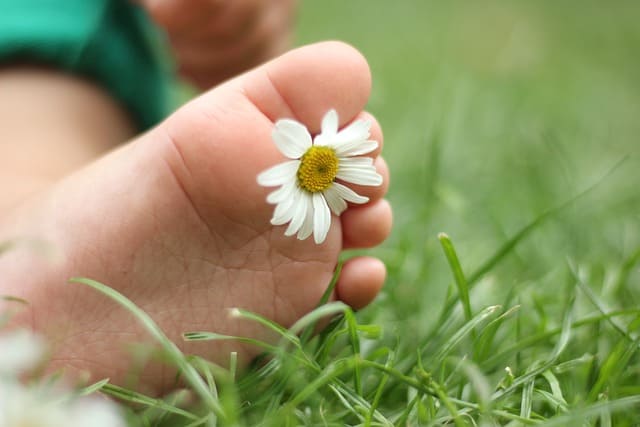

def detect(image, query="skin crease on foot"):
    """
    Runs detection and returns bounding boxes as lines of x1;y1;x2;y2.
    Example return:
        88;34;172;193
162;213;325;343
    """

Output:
0;42;392;394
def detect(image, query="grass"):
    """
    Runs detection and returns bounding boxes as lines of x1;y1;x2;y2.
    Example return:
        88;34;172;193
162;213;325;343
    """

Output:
5;1;640;425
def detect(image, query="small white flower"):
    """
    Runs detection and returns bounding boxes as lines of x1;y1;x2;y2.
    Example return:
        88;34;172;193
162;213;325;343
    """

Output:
0;381;125;427
257;110;382;244
0;329;44;376
0;329;125;427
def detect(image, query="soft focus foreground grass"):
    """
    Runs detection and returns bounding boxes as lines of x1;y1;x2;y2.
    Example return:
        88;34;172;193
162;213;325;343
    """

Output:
76;1;640;426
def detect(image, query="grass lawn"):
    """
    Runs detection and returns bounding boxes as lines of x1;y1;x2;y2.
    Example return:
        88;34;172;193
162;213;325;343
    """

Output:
294;2;640;424
5;1;640;425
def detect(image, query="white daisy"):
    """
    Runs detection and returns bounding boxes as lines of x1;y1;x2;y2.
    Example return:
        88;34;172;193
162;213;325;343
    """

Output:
0;330;125;427
257;109;382;244
0;381;126;427
0;329;44;376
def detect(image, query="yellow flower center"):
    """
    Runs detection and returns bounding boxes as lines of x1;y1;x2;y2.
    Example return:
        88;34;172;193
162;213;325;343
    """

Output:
297;146;339;193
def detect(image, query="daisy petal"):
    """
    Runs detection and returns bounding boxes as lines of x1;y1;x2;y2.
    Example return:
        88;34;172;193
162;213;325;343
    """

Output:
323;186;348;215
285;189;309;236
334;138;376;157
297;196;315;240
272;119;312;158
339;157;374;168
0;330;44;374
271;181;300;225
318;119;372;150
271;195;296;225
338;140;379;157
312;193;331;244
332;182;369;204
337;164;377;174
257;160;300;187
336;167;383;186
266;180;296;204
321;109;339;136
335;119;371;143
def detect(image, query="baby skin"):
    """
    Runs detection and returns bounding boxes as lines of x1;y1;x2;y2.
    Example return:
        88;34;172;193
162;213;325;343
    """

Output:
0;42;392;393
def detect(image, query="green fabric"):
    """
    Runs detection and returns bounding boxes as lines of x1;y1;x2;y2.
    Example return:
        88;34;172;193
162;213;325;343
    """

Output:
0;0;173;130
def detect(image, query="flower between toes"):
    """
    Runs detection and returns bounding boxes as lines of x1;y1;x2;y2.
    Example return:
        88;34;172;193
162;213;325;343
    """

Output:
257;109;382;244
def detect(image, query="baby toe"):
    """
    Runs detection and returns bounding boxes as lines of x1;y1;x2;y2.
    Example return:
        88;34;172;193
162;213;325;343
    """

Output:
335;256;386;310
342;198;393;249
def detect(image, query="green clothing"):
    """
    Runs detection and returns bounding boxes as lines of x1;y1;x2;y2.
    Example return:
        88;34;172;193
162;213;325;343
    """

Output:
0;0;173;130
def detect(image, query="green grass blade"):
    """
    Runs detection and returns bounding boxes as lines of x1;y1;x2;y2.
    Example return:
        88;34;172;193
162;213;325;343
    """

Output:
183;330;314;370
314;313;347;364
483;309;639;370
343;308;363;396
429;378;468;427
537;396;640;427
228;308;292;341
365;348;395;427
430;157;627;341
611;245;640;297
431;305;501;365
474;304;520;362
536;389;569;414
300;261;342;344
182;415;215;427
520;379;534;420
183;331;281;354
588;337;639;402
492;298;574;402
393;393;420;426
101;383;198;420
70;277;224;423
456;358;492;415
569;261;634;342
74;378;110;398
229;351;237;383
553;354;595;374
287;301;349;337
438;232;472;323
542;370;568;410
281;358;354;412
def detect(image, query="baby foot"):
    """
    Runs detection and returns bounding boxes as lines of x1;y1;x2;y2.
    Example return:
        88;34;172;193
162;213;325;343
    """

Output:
0;42;391;393
140;0;295;88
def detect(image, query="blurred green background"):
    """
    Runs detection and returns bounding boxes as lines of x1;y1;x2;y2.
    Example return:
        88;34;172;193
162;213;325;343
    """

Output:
296;0;640;337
